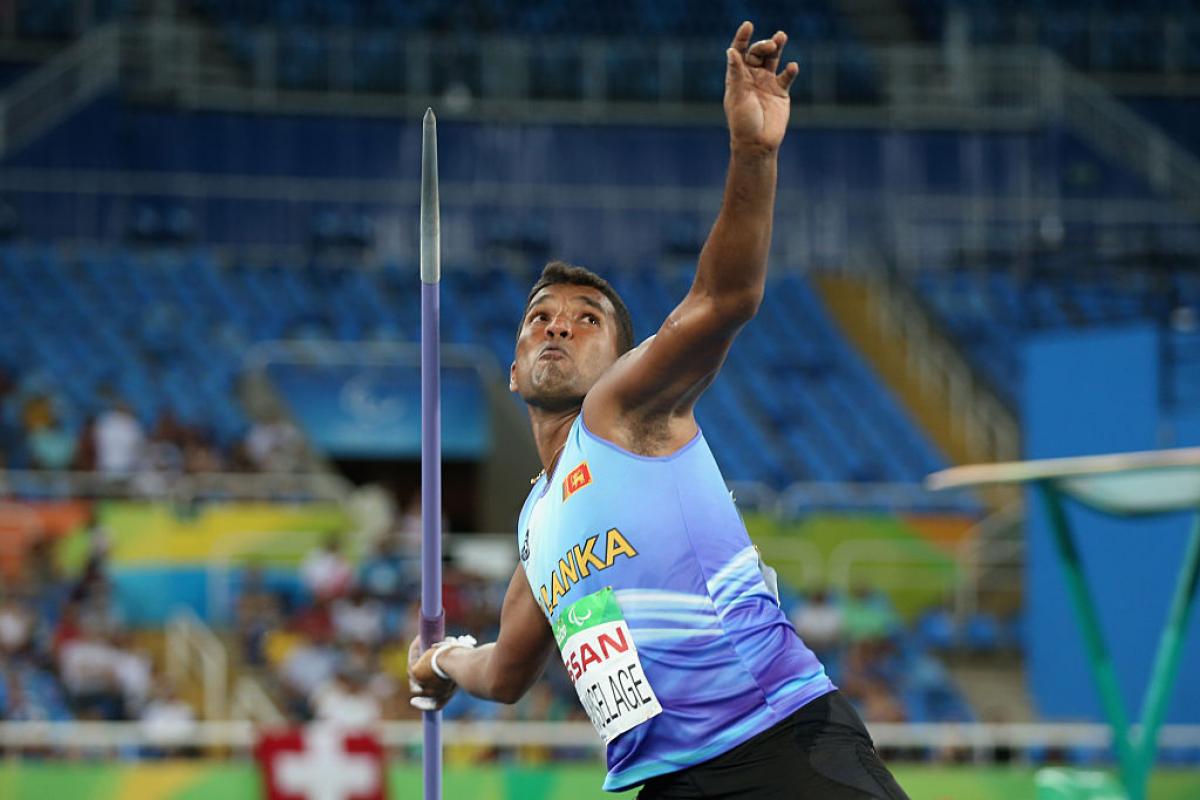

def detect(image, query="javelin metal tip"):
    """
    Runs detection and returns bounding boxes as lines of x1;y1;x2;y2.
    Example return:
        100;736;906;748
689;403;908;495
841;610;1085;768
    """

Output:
420;106;440;285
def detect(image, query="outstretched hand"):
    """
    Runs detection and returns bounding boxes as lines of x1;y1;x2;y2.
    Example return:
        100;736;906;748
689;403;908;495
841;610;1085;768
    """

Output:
724;21;799;153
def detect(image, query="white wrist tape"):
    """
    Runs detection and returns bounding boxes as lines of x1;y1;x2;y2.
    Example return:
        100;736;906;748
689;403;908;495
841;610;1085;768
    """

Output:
429;635;478;681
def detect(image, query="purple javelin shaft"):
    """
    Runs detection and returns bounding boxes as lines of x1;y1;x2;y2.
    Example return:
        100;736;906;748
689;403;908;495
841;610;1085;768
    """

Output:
420;279;443;799
419;108;443;800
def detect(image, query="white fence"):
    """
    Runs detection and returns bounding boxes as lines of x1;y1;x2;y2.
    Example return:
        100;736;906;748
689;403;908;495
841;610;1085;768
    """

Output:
2;720;1199;762
165;609;229;723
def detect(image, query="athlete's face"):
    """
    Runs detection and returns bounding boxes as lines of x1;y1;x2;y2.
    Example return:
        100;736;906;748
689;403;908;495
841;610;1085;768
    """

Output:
510;283;621;411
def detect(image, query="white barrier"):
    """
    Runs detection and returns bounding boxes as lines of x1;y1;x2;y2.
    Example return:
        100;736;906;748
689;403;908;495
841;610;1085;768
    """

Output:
2;720;1199;758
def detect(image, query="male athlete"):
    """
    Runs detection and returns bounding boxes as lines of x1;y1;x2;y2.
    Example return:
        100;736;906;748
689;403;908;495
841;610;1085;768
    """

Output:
410;22;910;799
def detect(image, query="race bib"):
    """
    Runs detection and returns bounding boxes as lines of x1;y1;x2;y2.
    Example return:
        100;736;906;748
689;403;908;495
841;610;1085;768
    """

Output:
553;587;663;744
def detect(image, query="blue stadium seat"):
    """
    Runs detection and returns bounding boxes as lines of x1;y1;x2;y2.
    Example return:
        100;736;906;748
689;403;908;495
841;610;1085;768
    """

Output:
914;607;957;651
962;612;1002;652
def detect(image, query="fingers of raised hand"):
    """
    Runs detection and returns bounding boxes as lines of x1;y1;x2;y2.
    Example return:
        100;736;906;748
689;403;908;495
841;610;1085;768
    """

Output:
730;20;753;53
777;62;800;92
748;30;787;72
745;31;787;71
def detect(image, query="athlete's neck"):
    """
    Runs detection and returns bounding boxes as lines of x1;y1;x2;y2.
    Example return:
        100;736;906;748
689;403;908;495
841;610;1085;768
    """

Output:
528;405;580;473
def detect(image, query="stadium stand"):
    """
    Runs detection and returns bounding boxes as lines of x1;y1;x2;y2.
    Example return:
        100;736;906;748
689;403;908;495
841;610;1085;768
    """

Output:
0;513;980;729
11;0;129;40
0;247;949;491
914;266;1200;412
905;0;1200;73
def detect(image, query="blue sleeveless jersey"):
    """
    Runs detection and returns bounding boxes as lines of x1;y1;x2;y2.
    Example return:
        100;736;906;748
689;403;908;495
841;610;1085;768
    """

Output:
517;414;834;791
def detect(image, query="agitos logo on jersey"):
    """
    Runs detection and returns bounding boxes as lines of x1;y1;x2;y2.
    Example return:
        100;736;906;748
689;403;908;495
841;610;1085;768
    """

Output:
563;462;593;501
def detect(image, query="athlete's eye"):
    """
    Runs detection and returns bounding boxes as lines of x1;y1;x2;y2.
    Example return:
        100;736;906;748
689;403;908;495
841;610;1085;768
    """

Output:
583;314;599;325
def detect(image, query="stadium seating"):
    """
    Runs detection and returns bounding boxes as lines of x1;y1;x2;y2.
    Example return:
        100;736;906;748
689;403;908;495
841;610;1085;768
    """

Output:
184;0;873;101
190;0;847;38
13;0;129;39
2;98;1164;261
0;246;950;494
906;0;1200;73
914;267;1200;412
0;94;1175;503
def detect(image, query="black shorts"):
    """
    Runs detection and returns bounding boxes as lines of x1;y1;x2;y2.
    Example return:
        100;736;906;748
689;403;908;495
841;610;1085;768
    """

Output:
635;691;911;800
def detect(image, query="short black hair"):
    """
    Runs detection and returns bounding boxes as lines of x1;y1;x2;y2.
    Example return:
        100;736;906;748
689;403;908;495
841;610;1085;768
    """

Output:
522;260;635;355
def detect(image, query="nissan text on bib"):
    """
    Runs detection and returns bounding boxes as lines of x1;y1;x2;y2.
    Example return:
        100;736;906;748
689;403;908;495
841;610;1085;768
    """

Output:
554;587;663;743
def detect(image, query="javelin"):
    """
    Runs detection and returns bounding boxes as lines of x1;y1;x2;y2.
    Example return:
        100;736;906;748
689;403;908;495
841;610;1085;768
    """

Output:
419;107;444;800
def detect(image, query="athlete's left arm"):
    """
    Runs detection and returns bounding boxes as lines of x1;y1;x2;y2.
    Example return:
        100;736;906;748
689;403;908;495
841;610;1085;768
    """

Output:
409;564;556;707
587;23;798;438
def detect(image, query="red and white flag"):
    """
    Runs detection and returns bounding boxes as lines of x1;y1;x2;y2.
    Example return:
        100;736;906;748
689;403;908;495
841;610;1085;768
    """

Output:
255;725;387;800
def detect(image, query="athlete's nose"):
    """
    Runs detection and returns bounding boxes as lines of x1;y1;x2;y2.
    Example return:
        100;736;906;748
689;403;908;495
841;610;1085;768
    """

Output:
545;313;572;339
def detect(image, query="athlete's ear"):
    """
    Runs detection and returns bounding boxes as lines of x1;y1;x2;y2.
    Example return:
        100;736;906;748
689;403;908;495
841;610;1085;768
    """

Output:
509;361;518;393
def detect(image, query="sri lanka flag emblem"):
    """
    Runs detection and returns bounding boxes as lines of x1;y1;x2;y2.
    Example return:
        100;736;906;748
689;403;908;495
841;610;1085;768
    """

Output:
563;462;593;501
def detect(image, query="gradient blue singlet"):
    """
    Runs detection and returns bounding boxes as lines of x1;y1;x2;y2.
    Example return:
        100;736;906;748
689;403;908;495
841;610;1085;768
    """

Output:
517;413;834;792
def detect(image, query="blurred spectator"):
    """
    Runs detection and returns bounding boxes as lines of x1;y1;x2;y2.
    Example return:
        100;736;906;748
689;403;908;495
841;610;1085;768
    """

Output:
245;413;305;472
133;434;186;498
301;535;353;601
340;641;398;714
182;426;224;473
21;392;56;433
236;565;283;667
139;680;198;756
58;623;126;720
28;411;77;470
358;534;415;606
332;587;385;647
94;401;145;477
789;589;844;654
280;630;340;718
138;413;188;482
858;681;907;723
292;597;335;643
842;585;900;643
312;663;382;729
109;631;154;715
0;590;34;660
840;640;907;723
151;412;188;451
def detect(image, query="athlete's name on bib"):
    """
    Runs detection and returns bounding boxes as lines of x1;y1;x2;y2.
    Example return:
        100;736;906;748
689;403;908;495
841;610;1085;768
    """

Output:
538;528;638;615
555;589;662;744
578;654;656;736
